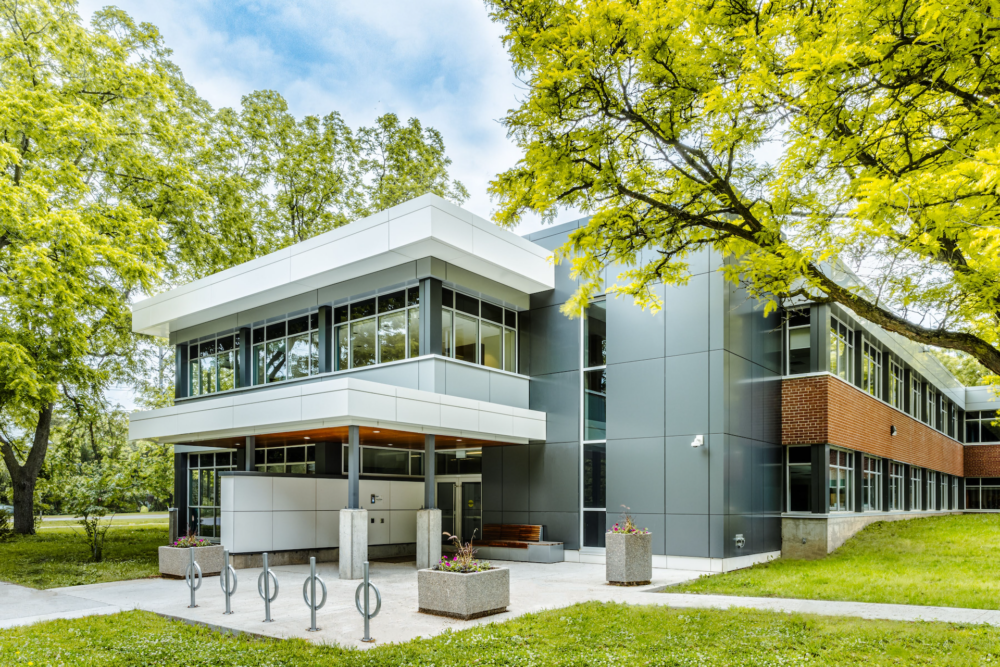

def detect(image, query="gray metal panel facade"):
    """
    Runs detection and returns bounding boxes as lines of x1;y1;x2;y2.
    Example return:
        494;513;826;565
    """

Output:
483;223;783;558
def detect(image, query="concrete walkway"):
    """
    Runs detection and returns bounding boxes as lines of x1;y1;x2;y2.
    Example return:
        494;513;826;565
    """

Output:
2;560;1000;647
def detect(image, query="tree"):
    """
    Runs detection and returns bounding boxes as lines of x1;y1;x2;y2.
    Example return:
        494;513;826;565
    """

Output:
931;350;990;388
0;0;202;533
485;0;1000;378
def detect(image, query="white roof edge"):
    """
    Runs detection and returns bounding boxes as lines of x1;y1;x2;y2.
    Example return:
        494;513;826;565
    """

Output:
132;194;554;337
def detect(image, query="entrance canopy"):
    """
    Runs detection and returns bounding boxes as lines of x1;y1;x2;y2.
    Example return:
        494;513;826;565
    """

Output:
129;377;545;446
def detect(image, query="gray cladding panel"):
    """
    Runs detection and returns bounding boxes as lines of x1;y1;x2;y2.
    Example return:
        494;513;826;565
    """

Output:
444;362;492;403
606;438;665;515
529;371;580;444
664;514;710;558
482;447;504;512
607;358;666;440
709;514;725;558
751;440;782;514
528;511;580;551
530;258;578;309
727;436;753;515
752;365;782;444
664;435;709;515
527;305;580;376
606;289;665;365
345;362;420;391
725;285;755;361
316;263;417;305
708;433;726;515
417;358;446;394
663;353;709;437
753;301;782;374
708;350;726;434
502;445;530;513
664;273;710;358
528;442;580;513
709;272;726;352
727;352;754;439
490;372;529;410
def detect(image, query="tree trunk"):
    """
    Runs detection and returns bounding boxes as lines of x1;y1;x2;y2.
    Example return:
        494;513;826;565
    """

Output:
0;404;54;535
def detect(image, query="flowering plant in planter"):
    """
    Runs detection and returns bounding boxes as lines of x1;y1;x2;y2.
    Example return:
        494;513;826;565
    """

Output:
607;506;650;535
437;530;492;573
171;533;213;548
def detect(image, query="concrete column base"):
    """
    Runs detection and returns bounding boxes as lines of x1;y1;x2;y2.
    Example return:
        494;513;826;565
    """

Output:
416;508;442;570
339;508;368;579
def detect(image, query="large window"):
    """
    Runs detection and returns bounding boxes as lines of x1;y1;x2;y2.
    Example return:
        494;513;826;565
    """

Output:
188;333;242;396
787;446;812;512
910;376;922;420
927;470;937;510
862;341;882;398
440;288;517;372
333;288;420;372
255;444;315;474
250;312;320;385
188;451;236;540
786;309;810;375
889;463;905;510
966;478;1000;510
341;445;428;477
926;386;936;428
829;449;853;512
829;316;854;382
582;298;607;548
966;411;1000;443
862;455;882;511
911;467;923;510
889;360;904;410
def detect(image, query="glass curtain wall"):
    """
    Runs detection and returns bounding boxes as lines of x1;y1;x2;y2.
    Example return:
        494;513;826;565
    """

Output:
188;451;236;539
333;288;420;371
582;298;607;548
251;312;320;385
341;445;430;476
188;333;242;396
829;449;854;511
440;288;518;372
254;445;315;474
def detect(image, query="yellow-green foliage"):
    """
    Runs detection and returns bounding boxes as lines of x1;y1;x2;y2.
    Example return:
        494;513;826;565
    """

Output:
677;514;1000;609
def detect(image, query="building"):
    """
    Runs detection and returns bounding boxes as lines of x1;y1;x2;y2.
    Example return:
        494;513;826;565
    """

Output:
129;194;1000;572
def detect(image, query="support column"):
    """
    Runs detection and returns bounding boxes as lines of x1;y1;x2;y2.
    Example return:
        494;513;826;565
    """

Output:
318;305;333;373
239;327;252;388
417;434;441;570
810;443;830;514
418;278;442;357
175;345;188;400
174;452;188;537
245;436;256;472
340;425;366;579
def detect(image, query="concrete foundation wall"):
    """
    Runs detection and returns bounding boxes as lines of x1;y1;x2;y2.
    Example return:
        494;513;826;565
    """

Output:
782;511;963;559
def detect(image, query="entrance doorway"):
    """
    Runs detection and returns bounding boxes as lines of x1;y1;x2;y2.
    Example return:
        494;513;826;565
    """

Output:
437;475;482;544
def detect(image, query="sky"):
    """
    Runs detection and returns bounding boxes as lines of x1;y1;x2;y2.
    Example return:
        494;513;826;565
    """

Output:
76;0;581;409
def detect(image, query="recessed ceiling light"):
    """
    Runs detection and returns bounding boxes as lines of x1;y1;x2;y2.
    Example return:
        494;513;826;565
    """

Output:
457;439;462;442
388;443;393;447
373;430;380;433
304;436;310;440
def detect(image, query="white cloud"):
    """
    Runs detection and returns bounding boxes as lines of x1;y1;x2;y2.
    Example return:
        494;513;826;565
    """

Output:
76;0;583;236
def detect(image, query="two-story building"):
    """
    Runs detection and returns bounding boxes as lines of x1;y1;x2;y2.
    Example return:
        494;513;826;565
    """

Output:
129;194;999;573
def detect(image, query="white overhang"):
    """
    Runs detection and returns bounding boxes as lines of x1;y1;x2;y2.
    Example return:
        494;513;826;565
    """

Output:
132;194;554;338
128;377;547;445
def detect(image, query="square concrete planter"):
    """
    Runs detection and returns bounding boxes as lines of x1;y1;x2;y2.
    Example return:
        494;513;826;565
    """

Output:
417;567;510;620
158;545;224;578
606;533;652;585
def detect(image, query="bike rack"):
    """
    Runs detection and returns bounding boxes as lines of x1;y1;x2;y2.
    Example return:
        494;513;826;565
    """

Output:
355;561;381;642
219;549;238;615
302;556;328;632
257;552;279;622
185;547;203;609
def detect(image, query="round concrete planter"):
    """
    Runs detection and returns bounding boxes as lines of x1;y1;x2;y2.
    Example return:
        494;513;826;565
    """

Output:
606;532;652;585
417;567;510;620
158;545;223;578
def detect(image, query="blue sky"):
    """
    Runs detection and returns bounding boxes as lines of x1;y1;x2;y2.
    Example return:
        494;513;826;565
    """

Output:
78;0;578;235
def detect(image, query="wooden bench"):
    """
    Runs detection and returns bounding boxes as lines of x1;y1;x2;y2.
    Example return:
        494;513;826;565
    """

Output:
471;524;564;563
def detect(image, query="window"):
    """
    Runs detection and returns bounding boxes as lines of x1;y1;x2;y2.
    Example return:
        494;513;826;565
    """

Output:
966;411;1000;443
965;478;1000;510
911;468;922;510
927;471;937;510
331;288;422;373
952;477;959;510
188;333;242;397
910;376;922;420
862;341;882;398
940;474;949;510
889;463;905;510
829;316;854;382
188;451;236;540
785;309;810;375
340;444;428;476
939;399;947;435
254;445;316;474
440;288;518;372
889;360;903;410
787;446;812;512
582;298;607;548
829;449;853;512
862;455;881;511
250;312;321;385
950;405;958;440
926;386;935;428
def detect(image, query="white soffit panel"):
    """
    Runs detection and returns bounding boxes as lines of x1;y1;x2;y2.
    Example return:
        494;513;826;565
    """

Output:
132;194;554;337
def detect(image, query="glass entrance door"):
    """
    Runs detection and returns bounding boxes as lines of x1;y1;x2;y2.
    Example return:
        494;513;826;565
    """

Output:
436;476;482;544
461;482;482;541
438;481;456;539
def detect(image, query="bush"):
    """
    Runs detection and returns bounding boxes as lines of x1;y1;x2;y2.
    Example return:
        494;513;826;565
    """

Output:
0;509;12;541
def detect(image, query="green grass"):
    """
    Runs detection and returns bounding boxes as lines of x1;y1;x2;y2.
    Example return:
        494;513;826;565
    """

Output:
0;525;166;589
676;514;1000;609
2;604;999;666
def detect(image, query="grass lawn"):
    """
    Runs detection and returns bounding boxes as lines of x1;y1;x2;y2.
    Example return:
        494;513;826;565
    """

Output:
676;514;1000;609
0;525;166;589
2;604;999;666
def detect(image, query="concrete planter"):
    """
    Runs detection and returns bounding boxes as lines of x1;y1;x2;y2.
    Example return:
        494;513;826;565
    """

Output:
158;545;224;578
606;532;652;585
417;567;509;620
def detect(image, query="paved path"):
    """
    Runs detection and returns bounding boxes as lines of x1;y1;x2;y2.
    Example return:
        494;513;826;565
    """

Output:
3;561;1000;647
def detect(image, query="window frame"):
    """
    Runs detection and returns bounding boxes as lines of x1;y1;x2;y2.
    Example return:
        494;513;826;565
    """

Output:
829;448;854;512
862;455;882;512
889;462;905;511
861;340;882;398
439;288;518;373
829;316;854;383
785;308;811;375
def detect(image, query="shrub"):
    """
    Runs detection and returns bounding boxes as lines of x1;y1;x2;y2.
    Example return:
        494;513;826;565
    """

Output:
171;533;213;548
0;509;12;541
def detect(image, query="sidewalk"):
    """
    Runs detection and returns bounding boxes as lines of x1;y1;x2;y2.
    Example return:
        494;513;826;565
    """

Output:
2;560;999;647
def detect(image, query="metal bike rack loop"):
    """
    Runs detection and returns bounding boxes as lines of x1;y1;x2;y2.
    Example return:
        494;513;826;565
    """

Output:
185;547;203;609
355;561;381;642
257;552;279;622
302;556;328;632
219;549;238;615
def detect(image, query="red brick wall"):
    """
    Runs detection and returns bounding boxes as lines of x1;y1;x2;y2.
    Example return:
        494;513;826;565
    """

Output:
965;445;1000;477
782;375;964;476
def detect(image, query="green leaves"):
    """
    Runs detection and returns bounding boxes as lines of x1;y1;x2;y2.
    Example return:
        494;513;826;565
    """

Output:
487;0;1000;377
